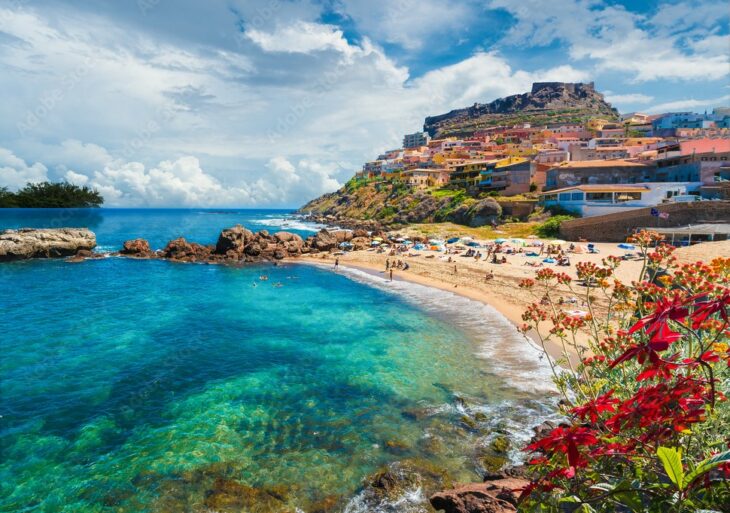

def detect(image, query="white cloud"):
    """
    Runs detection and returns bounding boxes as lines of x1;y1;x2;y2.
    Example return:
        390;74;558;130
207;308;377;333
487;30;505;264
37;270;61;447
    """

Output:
604;93;654;105
245;21;357;57
64;170;89;185
0;148;49;189
489;0;730;82
646;94;730;113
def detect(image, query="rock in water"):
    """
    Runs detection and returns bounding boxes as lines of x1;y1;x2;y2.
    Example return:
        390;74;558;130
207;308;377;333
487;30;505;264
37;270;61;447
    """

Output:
0;228;96;262
429;476;530;513
120;238;153;257
215;224;253;257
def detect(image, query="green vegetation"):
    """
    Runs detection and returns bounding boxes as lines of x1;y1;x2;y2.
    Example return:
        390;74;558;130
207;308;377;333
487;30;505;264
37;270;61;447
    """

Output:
433;192;469;222
0;182;104;208
535;214;575;237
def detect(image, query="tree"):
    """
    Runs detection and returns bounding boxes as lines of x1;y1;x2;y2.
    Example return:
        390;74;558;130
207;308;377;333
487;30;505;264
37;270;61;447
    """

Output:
0;182;104;208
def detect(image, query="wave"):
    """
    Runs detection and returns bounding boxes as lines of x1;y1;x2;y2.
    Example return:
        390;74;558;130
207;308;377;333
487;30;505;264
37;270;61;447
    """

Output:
323;264;558;395
253;215;327;233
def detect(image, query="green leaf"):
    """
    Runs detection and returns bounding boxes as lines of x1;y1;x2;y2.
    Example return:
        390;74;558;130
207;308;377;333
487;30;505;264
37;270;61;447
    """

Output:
682;449;730;490
657;446;685;490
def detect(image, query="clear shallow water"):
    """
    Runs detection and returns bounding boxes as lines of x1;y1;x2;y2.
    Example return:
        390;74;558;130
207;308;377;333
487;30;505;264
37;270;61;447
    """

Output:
0;210;556;512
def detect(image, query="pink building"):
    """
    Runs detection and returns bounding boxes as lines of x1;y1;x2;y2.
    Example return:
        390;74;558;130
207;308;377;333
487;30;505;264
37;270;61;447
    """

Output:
680;138;730;156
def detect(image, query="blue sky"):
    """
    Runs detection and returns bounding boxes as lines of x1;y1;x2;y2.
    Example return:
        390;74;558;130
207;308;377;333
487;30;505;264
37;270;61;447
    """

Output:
0;0;728;207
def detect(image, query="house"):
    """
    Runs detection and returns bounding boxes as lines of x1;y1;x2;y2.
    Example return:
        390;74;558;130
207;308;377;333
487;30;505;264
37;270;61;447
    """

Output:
449;160;496;189
401;168;451;188
539;183;702;217
488;157;531;195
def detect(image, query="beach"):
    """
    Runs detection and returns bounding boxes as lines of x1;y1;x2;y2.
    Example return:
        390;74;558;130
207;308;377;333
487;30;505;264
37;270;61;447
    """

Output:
299;238;730;364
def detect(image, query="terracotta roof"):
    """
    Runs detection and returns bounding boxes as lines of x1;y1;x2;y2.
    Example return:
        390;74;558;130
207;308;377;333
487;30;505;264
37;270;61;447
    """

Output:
556;159;650;168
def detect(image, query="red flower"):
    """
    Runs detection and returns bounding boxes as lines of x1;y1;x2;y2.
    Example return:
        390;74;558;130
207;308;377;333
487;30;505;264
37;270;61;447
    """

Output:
570;390;619;423
526;425;598;471
628;293;690;350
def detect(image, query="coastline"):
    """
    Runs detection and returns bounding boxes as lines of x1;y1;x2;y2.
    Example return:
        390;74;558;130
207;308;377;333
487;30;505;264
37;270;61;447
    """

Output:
292;251;578;365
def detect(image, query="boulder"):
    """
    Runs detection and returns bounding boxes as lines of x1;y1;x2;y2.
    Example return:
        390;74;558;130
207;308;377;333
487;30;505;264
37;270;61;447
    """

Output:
448;199;502;227
429;477;530;513
162;238;212;262
0;228;96;262
313;230;338;251
350;236;370;250
215;225;253;256
273;231;302;243
353;229;369;238
244;242;262;257
120;238;152;256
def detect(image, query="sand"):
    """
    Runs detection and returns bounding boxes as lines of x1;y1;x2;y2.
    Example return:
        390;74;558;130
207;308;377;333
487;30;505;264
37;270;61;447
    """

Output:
298;238;730;365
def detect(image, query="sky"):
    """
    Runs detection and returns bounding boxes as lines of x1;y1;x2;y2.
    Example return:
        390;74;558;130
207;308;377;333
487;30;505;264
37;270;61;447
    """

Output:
0;0;728;207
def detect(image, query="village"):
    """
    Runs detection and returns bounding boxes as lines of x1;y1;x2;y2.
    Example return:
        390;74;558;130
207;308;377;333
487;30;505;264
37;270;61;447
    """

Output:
354;109;730;218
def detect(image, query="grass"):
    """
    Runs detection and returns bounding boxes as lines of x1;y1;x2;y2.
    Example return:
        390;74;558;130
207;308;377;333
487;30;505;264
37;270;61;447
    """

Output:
398;221;540;240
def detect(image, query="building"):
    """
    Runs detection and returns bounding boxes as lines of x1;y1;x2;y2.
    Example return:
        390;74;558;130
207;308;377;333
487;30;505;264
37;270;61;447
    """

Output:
403;131;431;149
539;183;702;217
486;157;531;194
400;168;450;188
545;159;701;190
449;160;496;189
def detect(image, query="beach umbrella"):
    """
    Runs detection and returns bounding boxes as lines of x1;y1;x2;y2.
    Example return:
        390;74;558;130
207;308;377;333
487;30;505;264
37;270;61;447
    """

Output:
429;239;445;245
494;238;507;243
461;236;474;241
339;242;352;248
550;239;566;245
373;237;383;241
403;240;412;245
527;235;539;239
371;241;381;246
447;237;460;244
395;237;405;242
617;243;635;250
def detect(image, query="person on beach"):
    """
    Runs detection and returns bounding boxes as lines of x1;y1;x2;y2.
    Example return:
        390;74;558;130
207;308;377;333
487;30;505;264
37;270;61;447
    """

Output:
333;258;339;270
454;264;457;274
389;269;393;281
485;270;494;282
385;259;390;271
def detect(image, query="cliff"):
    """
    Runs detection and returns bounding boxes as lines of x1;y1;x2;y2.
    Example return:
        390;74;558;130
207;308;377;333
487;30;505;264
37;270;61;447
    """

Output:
424;82;618;137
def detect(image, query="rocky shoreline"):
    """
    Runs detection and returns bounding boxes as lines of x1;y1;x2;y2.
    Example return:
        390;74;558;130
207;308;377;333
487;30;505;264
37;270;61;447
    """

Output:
0;228;97;262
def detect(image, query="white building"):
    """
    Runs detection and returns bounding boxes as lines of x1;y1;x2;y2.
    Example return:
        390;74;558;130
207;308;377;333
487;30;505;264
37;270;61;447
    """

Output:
539;183;702;217
402;131;431;149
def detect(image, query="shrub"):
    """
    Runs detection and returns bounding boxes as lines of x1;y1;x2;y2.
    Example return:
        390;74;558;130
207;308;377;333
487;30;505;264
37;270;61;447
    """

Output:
1;181;103;208
536;215;575;238
517;231;730;512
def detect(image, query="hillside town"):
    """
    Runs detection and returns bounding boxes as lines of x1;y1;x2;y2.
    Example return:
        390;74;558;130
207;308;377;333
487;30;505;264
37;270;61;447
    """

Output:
353;108;730;218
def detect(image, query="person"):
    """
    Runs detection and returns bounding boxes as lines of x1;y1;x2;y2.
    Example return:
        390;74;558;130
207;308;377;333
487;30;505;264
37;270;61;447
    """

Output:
385;259;390;271
334;258;339;270
389;269;393;281
484;270;494;282
403;262;410;271
454;264;458;274
501;256;507;264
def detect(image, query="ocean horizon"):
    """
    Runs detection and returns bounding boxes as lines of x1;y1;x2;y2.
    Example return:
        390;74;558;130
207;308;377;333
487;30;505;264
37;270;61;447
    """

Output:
0;208;557;512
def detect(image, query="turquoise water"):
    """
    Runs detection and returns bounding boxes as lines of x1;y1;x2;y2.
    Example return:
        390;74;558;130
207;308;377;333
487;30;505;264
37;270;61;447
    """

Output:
0;210;556;512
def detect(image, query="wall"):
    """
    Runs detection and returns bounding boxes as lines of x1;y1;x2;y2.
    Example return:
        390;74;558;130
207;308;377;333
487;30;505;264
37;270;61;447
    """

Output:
559;201;730;242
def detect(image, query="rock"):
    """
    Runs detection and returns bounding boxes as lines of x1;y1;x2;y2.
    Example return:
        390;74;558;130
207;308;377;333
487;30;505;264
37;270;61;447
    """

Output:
448;199;502;227
120;238;152;257
162;238;212;262
350;236;371;250
490;436;511;454
353;229;369;238
0;228;96;262
203;477;286;512
429;476;531;513
244;242;262;257
313;229;338;251
273;231;302;244
273;249;287;260
215;225;253;256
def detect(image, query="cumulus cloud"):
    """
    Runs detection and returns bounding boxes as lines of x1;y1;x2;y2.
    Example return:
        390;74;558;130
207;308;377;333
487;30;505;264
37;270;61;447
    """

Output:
245;21;357;57
646;95;730;113
489;0;730;82
0;148;49;189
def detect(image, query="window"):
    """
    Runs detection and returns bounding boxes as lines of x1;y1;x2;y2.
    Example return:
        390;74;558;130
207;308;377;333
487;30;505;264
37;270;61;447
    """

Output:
586;192;613;201
571;192;584;201
543;194;558;202
615;192;642;202
559;193;572;201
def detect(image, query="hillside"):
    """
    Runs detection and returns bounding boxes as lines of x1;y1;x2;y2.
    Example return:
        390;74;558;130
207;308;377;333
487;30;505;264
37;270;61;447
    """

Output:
424;82;619;137
299;180;509;228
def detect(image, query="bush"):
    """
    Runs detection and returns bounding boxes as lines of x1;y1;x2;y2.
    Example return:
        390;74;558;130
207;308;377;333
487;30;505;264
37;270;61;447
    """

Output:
1;181;103;208
517;231;730;512
535;215;574;238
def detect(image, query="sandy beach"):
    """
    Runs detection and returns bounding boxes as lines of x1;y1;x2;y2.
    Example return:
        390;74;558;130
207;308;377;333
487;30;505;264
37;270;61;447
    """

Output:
299;237;730;365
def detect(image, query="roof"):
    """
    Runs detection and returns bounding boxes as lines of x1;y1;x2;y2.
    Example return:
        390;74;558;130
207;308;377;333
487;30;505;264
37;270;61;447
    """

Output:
555;159;650;168
540;184;650;195
643;224;730;236
401;168;450;174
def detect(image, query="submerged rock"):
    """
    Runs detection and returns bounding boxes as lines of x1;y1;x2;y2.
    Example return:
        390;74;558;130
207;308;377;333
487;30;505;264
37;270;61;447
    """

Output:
0;228;96;261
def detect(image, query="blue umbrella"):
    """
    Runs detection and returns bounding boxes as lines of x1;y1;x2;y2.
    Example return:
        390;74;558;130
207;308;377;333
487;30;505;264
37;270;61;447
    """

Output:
447;237;460;244
494;238;507;243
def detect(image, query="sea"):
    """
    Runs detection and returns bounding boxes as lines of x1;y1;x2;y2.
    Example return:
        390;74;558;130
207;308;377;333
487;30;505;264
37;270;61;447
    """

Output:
0;208;557;513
